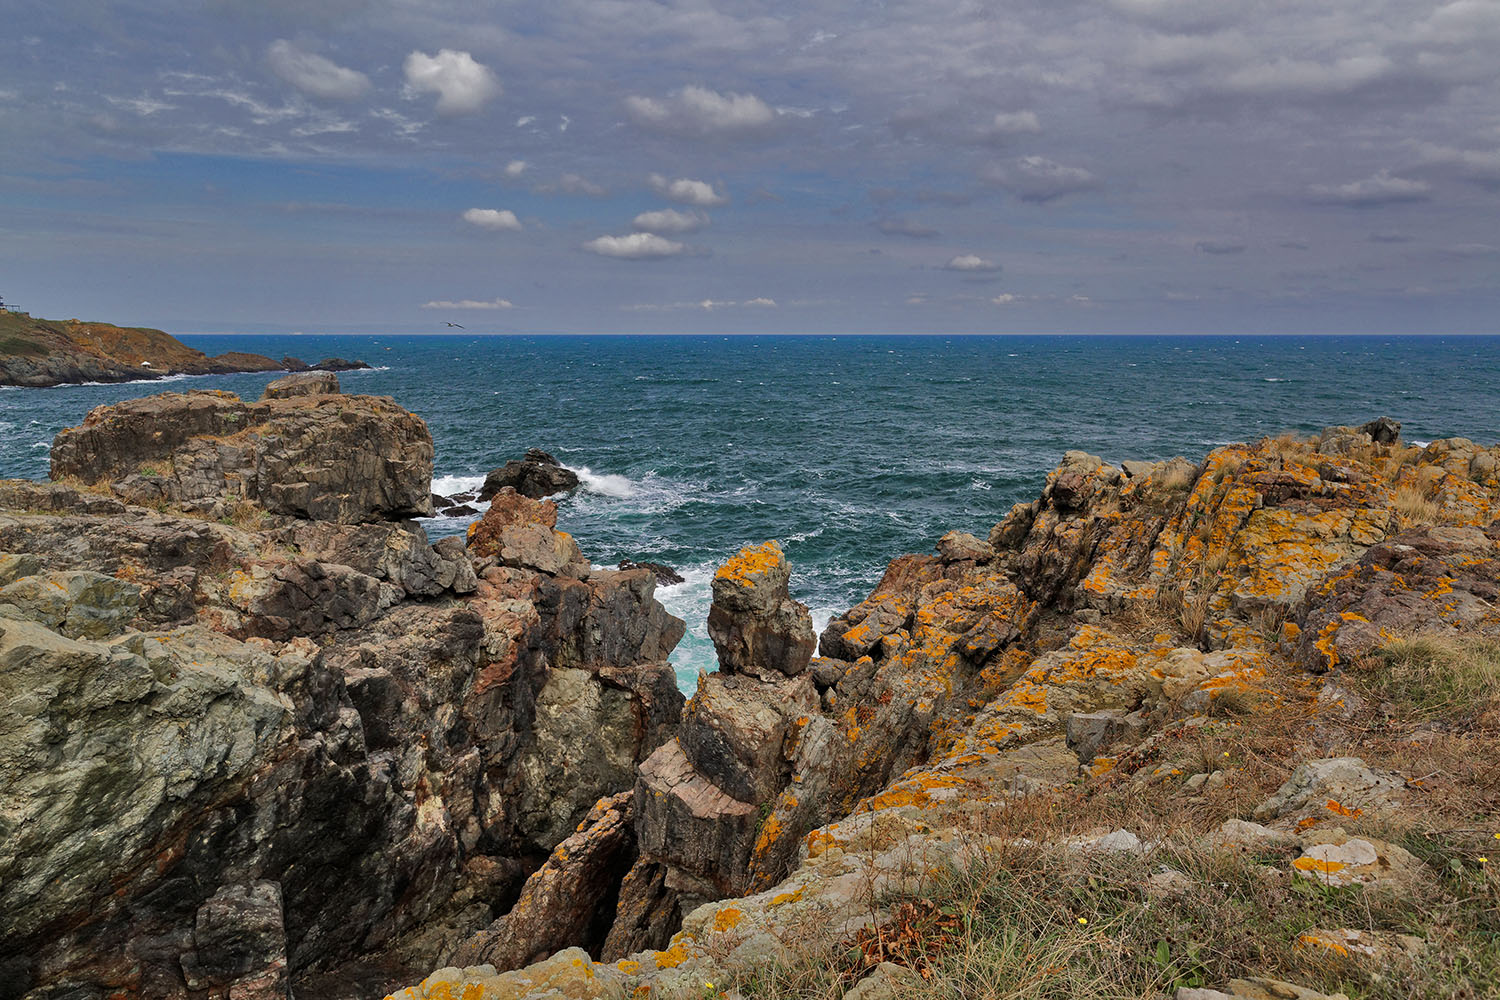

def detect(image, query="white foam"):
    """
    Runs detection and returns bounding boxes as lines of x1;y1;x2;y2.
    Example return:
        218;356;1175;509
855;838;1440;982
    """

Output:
31;441;48;449
568;466;638;499
431;473;486;496
1411;439;1431;448
1263;377;1291;382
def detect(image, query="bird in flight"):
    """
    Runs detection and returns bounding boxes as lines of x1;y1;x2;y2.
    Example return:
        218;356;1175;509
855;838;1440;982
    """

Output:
444;321;465;328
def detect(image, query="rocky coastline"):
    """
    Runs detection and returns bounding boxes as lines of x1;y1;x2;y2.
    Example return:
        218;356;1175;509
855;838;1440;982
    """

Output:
1;386;1497;1000
0;313;368;388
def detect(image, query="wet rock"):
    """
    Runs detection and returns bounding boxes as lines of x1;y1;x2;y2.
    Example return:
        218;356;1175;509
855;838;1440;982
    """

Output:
49;389;434;522
480;449;580;501
263;371;340;399
707;541;815;679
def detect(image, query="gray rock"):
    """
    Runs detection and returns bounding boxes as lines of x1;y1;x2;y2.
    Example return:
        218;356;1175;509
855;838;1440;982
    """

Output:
0;570;141;638
1252;757;1405;822
1064;709;1145;761
262;371;340;399
181;881;291;999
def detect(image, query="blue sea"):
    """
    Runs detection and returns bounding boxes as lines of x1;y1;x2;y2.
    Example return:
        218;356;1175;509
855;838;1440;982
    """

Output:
4;334;1497;689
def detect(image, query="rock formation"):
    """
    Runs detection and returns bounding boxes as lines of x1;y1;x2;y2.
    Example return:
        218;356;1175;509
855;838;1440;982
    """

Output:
479;449;580;501
7;405;1500;1000
388;418;1500;1000
0;312;369;388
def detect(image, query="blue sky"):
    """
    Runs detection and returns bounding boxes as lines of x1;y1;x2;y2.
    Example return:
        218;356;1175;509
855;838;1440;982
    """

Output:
1;0;1497;334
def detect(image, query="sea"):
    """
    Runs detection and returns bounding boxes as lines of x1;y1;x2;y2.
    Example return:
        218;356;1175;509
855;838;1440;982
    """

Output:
3;334;1498;690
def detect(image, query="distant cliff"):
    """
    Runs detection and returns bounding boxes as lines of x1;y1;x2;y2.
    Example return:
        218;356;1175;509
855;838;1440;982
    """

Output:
0;311;367;387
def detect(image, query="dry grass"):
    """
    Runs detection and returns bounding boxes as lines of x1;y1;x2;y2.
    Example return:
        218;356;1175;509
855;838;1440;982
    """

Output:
1359;635;1500;730
1393;483;1444;526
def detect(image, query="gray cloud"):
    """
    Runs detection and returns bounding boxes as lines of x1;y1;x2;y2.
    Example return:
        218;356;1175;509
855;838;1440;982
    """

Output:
944;254;1001;272
1195;240;1247;255
625;85;775;135
984;157;1099;202
632;208;707;234
1309;170;1431;207
267;40;370;100
421;297;513;309
876;217;940;238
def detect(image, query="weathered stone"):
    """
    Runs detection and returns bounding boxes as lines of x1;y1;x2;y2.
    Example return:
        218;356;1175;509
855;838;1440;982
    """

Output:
1359;416;1401;444
480;449;580;501
50;390;434;522
263;371;340;399
1252;757;1405;823
0;569;141;639
707;542;815;678
1064;709;1144;761
935;530;994;564
180;881;291;999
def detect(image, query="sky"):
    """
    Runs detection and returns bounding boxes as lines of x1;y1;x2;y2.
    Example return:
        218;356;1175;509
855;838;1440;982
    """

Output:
1;0;1497;335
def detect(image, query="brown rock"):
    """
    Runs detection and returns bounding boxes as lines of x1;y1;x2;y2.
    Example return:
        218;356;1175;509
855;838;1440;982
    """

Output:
263;371;340;399
707;541;815;678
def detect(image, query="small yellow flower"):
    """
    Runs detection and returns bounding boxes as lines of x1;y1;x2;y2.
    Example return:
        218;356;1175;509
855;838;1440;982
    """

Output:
1078;917;1088;924
1479;857;1489;864
1222;751;1230;757
1494;833;1500;840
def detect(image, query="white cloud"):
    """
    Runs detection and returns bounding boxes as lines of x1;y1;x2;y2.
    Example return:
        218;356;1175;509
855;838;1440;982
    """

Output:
462;207;522;231
625;85;775;134
105;94;175;116
1308;169;1431;206
991;293;1020;304
984;156;1098;202
744;297;777;307
648;173;728;206
504;159;527;178
268;40;370;101
624;296;777;311
404;49;500;115
632;208;707;234
421;298;513;309
988;110;1041;136
583;233;686;259
944;254;1001;272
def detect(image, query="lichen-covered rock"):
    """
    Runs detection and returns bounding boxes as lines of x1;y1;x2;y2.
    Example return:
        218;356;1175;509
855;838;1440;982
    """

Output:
0;568;140;638
707;541;816;679
49;389;434;522
1252;757;1405;825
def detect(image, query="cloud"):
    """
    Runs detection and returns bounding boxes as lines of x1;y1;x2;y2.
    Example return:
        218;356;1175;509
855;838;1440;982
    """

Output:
987;110;1041;137
624;297;774;311
1416;144;1500;190
744;297;776;307
583;233;686;259
404;49;500;115
421;297;513;309
648;173;727;207
1195;239;1247;254
1308;169;1430;207
876;217;940;238
537;173;607;197
991;293;1023;304
461;208;521;231
267;40;370;101
632;208;707;234
1368;232;1413;243
625;85;776;134
984;156;1098;202
945;254;1002;272
504;159;526;178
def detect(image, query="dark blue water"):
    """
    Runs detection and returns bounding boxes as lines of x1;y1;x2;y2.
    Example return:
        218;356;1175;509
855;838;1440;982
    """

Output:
4;334;1497;688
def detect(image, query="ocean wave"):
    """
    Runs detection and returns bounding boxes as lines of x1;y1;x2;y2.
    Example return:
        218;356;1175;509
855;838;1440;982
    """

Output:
1262;377;1291;383
431;473;486;496
568;466;637;498
969;478;992;491
31;441;48;449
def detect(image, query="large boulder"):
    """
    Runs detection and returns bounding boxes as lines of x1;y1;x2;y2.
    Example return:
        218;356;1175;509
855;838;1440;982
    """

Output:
263;371;340;399
479;449;580;501
707;541;815;679
49;389;434;522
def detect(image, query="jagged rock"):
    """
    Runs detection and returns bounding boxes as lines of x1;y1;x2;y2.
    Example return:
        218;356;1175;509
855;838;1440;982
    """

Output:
618;559;685;586
180;881;292;999
49;389;433;522
1359;416;1401;444
707;541;815;679
1065;709;1145;761
1252;757;1405;824
263;371;340;399
1297;523;1500;671
479;449;580;501
634;739;758;901
0;569;141;638
600;860;679;960
936;530;994;564
450;792;636;971
679;672;819;805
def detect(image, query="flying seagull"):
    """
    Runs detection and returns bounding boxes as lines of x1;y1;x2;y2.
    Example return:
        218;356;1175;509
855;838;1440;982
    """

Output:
444;321;465;329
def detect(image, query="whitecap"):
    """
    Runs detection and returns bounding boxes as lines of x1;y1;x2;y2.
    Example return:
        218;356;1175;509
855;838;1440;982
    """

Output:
430;473;486;496
568;466;637;498
31;441;49;449
1263;377;1291;383
1411;440;1431;448
969;478;992;491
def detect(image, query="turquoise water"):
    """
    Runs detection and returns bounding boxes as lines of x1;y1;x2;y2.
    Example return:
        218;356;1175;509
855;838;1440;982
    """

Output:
4;334;1498;688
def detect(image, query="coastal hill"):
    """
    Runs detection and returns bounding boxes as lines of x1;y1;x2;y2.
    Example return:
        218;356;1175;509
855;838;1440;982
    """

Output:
1;386;1497;1000
0;310;367;387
